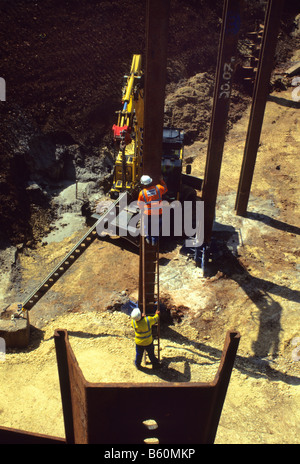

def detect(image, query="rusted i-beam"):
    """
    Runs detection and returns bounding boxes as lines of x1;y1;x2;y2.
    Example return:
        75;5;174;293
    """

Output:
0;427;65;444
142;0;170;184
235;0;284;216
138;0;170;357
202;0;242;243
54;329;240;444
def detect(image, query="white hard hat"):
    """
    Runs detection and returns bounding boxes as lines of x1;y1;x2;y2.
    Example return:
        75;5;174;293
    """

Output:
131;308;142;321
140;175;153;186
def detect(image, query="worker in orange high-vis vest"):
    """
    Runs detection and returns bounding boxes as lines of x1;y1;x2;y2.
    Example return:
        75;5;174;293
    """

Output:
138;175;168;245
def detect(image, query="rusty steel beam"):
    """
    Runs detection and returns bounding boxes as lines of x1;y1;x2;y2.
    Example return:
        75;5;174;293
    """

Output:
138;235;159;314
138;0;169;360
142;0;170;184
202;0;242;243
54;329;240;444
235;0;284;216
0;426;65;444
54;328;76;444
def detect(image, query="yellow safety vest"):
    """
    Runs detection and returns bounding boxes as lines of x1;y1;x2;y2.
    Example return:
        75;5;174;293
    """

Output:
131;315;158;346
137;181;168;216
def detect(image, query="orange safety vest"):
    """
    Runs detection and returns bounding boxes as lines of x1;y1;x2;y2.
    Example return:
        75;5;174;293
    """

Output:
138;181;168;216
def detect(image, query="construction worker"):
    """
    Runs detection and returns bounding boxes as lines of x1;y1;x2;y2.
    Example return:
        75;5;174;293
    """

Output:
131;307;160;369
138;175;168;245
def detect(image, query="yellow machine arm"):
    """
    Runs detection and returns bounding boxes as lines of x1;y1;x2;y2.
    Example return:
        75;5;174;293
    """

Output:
110;55;144;197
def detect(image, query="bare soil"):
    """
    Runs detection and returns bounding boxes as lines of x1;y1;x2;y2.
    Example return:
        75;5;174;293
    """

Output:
1;83;299;444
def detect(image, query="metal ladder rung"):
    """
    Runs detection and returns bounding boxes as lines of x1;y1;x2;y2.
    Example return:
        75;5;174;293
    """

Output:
140;235;160;362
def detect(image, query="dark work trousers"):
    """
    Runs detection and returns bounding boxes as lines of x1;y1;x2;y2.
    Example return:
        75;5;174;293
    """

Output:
135;342;158;367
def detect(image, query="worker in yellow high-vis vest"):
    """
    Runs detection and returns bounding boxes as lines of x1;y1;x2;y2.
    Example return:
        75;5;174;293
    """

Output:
131;307;160;369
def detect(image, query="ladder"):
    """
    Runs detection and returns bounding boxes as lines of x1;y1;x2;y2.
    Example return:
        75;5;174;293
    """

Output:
139;234;160;362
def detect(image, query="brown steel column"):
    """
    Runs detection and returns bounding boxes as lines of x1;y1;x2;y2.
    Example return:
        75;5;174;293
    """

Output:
142;0;170;184
54;329;75;444
235;0;284;216
202;0;242;243
139;0;169;308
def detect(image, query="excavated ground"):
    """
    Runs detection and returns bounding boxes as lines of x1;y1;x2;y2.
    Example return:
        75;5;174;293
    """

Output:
1;83;299;444
0;0;300;445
